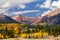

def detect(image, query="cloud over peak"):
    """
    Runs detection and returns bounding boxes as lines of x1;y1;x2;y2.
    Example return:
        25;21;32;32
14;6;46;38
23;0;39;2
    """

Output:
40;0;60;9
40;0;51;8
52;0;60;8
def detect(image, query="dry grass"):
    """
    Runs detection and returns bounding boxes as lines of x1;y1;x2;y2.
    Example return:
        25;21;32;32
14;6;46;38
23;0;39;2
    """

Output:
0;37;60;40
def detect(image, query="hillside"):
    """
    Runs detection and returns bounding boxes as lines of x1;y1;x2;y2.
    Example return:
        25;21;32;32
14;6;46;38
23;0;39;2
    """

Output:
0;14;17;23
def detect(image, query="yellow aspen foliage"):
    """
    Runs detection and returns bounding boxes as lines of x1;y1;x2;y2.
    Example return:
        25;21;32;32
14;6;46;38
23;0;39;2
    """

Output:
39;22;46;26
37;33;41;37
0;34;4;39
5;35;9;38
1;35;4;38
14;34;18;37
21;30;25;33
0;27;1;29
14;30;19;33
20;24;27;27
14;27;18;31
19;34;21;37
30;29;32;31
43;32;48;36
31;30;48;38
7;27;11;30
29;33;33;37
24;30;27;32
3;27;6;30
20;34;27;38
33;33;37;37
0;34;2;38
21;24;24;26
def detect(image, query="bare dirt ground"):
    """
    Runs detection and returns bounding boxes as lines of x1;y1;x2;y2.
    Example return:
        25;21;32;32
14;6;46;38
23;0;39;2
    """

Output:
0;38;60;40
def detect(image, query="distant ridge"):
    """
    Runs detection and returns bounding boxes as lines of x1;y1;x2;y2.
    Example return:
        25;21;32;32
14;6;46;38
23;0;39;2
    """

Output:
11;8;60;25
0;14;17;23
0;8;60;25
41;8;60;25
46;8;60;17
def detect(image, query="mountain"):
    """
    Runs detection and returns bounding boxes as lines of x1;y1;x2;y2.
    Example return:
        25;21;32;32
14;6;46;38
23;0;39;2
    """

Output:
46;8;60;17
0;14;17;23
11;8;60;25
12;15;22;22
41;8;60;25
11;15;47;25
12;15;38;25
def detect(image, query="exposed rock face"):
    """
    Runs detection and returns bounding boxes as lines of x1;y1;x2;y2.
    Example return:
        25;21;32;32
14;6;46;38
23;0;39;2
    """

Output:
41;8;60;25
46;8;60;17
11;8;60;25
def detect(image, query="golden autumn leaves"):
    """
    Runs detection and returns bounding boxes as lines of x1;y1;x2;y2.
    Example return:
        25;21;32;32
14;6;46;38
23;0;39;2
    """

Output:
0;23;48;39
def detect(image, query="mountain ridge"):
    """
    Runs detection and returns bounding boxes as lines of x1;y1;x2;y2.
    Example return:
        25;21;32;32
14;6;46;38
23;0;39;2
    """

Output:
0;8;60;25
0;14;17;23
40;8;60;25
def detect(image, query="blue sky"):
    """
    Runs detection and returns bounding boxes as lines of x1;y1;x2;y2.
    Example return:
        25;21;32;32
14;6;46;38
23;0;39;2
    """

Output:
0;0;59;17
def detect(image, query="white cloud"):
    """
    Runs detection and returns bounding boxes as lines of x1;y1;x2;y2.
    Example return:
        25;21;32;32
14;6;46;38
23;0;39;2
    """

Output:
41;10;51;16
13;10;40;15
1;2;10;8
40;0;51;8
0;0;38;4
1;2;26;9
1;10;39;16
0;0;38;9
39;0;60;10
39;0;60;16
0;8;8;13
41;7;59;16
4;10;40;16
52;0;60;8
0;2;11;14
0;2;26;14
19;4;26;9
0;9;6;13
